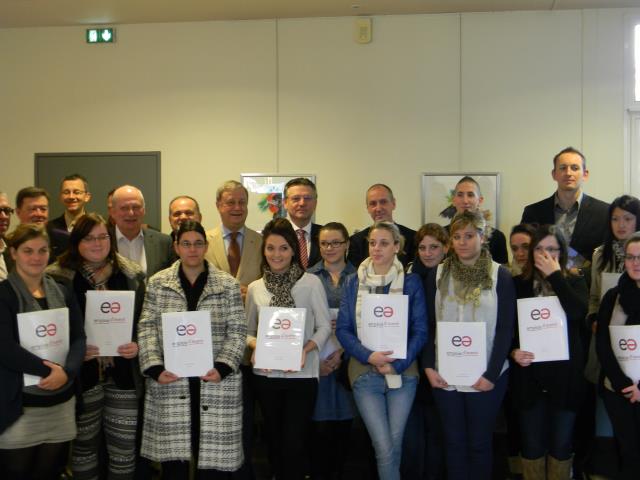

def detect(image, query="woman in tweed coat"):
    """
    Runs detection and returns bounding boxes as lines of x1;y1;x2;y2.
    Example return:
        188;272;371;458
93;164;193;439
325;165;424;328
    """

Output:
138;221;246;478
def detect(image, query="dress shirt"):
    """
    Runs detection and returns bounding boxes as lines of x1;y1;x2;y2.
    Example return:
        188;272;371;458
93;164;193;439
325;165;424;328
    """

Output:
0;239;6;280
115;226;147;274
222;225;245;254
286;217;312;254
554;191;585;267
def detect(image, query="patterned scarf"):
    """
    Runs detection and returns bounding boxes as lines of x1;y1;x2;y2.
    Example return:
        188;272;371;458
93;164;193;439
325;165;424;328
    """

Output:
79;260;113;290
532;271;557;297
263;263;304;307
612;240;626;273
437;249;493;307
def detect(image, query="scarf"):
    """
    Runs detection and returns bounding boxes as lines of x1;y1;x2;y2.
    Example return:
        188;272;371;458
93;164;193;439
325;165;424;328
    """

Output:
79;260;114;290
7;270;66;313
263;263;304;307
408;256;431;281
617;272;640;325
612;240;626;273
532;270;557;297
437;249;493;307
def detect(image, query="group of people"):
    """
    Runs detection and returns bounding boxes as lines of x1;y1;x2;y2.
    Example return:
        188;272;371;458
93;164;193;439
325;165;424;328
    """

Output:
0;145;639;480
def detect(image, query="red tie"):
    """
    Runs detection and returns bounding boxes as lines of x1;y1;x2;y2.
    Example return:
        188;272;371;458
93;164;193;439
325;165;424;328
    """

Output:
228;231;241;277
297;229;308;269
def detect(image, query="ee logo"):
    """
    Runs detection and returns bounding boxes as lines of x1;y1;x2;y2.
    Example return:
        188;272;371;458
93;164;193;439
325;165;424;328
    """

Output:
35;323;57;338
530;308;551;321
176;324;197;336
619;339;638;351
272;318;292;330
373;306;394;318
100;301;121;314
451;335;472;347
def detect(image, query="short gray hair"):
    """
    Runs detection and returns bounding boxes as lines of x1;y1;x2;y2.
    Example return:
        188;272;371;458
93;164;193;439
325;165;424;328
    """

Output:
216;180;248;203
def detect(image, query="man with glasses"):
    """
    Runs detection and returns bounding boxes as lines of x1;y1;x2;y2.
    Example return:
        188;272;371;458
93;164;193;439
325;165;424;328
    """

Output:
168;195;202;241
15;186;68;262
0;192;14;279
50;173;92;233
348;183;416;267
283;177;322;269
110;184;172;278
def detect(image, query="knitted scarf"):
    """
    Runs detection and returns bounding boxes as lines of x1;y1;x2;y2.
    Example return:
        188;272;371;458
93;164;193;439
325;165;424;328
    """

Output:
617;272;640;325
437;249;493;308
79;260;114;290
263;263;304;307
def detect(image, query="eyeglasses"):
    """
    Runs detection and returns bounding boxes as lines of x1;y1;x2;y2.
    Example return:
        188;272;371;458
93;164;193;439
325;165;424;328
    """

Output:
178;240;206;249
0;207;14;215
319;240;346;249
61;190;86;196
624;254;640;262
534;246;561;254
81;234;110;243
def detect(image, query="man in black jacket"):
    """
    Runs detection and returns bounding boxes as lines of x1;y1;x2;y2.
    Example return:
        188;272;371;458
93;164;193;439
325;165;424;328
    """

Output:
348;183;416;267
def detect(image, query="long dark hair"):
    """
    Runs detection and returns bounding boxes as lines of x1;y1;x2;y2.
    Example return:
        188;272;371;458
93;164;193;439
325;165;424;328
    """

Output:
522;224;569;280
58;213;118;271
598;195;640;273
260;218;303;272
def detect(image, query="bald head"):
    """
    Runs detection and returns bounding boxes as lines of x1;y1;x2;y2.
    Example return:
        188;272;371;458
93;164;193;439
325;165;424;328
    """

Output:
110;185;146;240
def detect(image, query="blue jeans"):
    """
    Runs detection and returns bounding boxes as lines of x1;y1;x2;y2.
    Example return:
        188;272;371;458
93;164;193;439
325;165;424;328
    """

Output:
432;373;508;480
518;392;576;460
352;371;418;480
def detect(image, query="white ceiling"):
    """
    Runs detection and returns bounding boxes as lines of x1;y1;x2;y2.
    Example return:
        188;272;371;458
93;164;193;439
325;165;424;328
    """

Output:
1;0;640;28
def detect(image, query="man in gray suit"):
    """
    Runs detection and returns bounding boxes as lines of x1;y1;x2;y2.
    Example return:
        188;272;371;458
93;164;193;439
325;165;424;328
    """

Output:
110;185;173;278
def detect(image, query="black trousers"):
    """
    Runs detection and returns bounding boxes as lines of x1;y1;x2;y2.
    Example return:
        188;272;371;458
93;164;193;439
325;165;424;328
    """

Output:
253;375;318;480
600;386;640;480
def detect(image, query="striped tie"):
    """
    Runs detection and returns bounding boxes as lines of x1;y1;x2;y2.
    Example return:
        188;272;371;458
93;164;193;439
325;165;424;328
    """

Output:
297;229;308;269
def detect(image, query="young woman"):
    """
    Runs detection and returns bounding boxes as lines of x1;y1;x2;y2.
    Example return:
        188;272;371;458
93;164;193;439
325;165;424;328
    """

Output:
336;221;427;480
137;220;246;478
0;224;86;479
246;218;331;480
509;223;536;276
422;210;515;480
596;232;640;479
47;213;145;479
407;223;449;279
306;222;355;479
511;224;588;480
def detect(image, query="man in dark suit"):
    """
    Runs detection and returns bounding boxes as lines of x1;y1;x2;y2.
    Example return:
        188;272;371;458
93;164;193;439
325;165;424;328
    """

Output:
348;183;416;267
283;177;322;269
49;173;92;233
110;185;173;279
521;146;609;270
0;192;13;279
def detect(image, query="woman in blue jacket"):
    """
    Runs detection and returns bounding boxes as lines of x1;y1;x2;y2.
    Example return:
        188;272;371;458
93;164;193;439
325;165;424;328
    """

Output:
336;221;427;480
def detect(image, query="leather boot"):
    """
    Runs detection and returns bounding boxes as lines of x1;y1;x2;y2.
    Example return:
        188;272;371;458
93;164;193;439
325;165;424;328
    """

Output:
521;457;545;480
547;455;572;480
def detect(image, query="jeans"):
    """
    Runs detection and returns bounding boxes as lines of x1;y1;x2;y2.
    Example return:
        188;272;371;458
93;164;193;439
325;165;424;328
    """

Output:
352;371;418;480
432;372;508;480
518;392;576;460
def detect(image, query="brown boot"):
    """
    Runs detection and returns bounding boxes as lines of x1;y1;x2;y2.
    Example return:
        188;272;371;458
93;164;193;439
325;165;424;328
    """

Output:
521;457;545;480
547;455;572;480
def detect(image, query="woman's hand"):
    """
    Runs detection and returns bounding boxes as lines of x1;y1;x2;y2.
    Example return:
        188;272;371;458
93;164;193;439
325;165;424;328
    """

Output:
425;368;448;389
84;344;99;361
157;370;179;384
534;250;561;277
201;368;221;383
472;376;494;392
319;359;333;376
117;342;138;359
368;351;394;368
511;349;535;367
39;361;68;390
622;384;640;403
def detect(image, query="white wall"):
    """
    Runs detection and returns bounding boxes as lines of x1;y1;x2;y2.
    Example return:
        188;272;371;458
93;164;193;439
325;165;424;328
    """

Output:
0;9;631;236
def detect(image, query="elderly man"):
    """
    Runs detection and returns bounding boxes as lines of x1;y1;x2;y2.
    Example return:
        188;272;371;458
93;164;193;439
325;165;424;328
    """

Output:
0;192;13;279
15;186;68;262
50;173;92;233
168;195;202;241
110;185;172;278
348;183;416;267
283;177;322;269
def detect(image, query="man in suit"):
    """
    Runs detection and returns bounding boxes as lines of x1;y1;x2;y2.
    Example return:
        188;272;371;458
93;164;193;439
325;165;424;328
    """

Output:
168;195;202;242
449;176;508;264
520;146;609;271
50;173;92;233
348;183;416;267
110;185;173;278
283;177;322;268
15;186;69;262
0;192;13;279
204;180;261;298
205;180;261;480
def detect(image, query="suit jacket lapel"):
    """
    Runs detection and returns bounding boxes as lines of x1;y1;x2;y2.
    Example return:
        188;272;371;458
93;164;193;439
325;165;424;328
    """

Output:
572;194;592;245
212;227;231;273
237;230;257;278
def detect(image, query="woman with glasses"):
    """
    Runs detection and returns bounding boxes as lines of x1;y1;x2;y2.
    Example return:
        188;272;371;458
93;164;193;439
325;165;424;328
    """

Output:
246;218;331;480
422;211;515;480
337;221;427;480
596;232;640;479
307;222;356;479
0;224;85;479
511;224;588;479
47;213;145;479
137;220;246;478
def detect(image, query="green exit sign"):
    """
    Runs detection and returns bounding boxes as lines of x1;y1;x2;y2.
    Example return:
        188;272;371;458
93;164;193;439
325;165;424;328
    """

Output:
86;28;115;44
